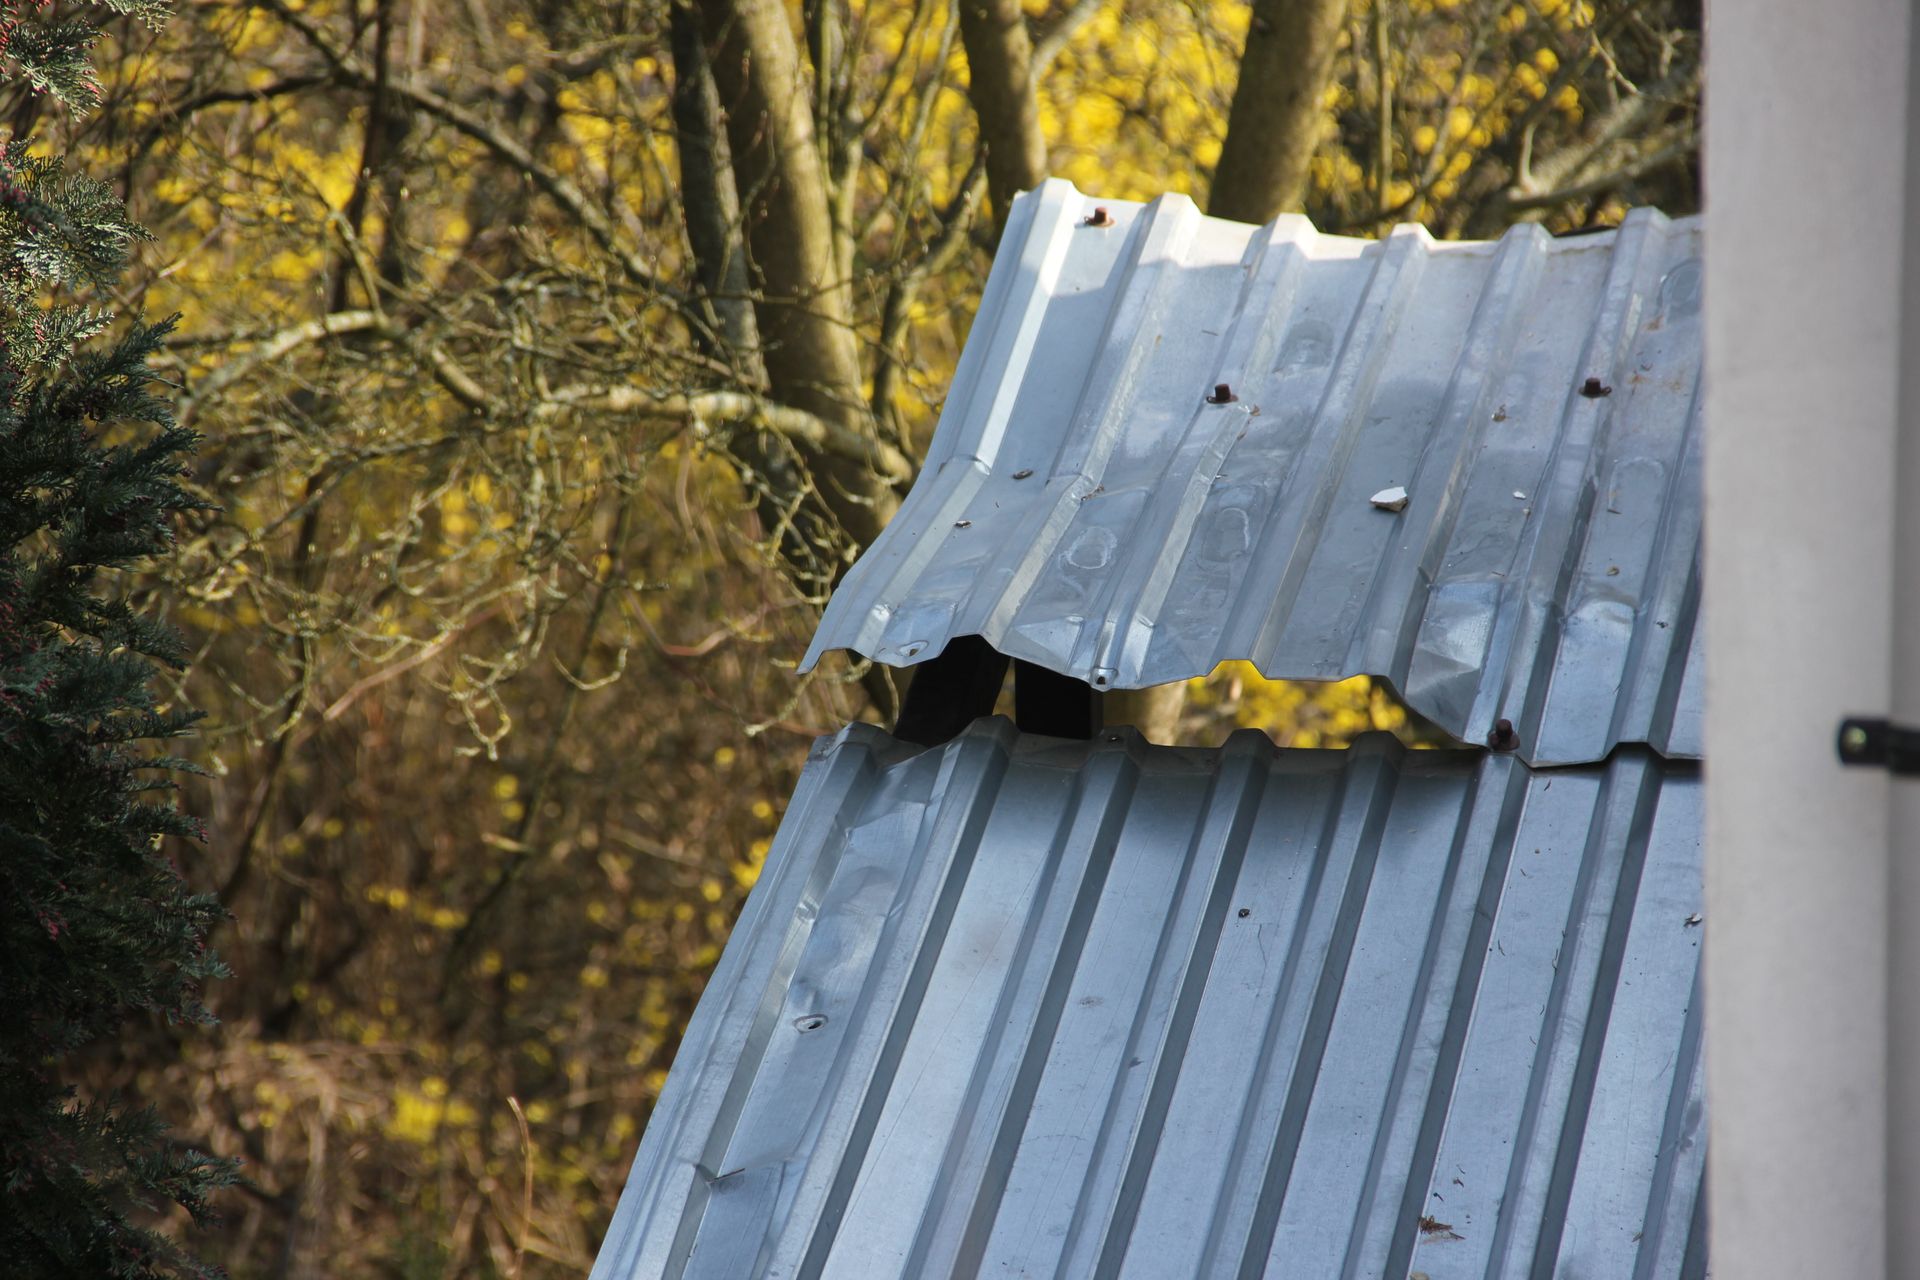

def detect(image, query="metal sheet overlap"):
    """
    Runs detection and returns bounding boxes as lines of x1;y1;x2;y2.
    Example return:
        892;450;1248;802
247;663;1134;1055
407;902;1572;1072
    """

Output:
802;182;1703;765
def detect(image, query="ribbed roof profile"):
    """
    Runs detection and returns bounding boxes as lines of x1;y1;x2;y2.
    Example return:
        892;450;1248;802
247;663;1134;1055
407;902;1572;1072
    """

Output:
590;721;1706;1280
801;182;1703;766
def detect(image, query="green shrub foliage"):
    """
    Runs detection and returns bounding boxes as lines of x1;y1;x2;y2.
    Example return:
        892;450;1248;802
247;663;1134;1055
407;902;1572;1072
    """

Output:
0;3;236;1276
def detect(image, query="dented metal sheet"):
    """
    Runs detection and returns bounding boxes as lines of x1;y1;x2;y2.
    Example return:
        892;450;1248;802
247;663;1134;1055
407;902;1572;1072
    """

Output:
801;181;1703;765
590;721;1706;1280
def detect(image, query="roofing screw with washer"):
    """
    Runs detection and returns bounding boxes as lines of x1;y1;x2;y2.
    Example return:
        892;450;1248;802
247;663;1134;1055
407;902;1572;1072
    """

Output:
1084;206;1114;227
793;1014;828;1032
1579;377;1612;398
1487;718;1520;752
1206;382;1238;404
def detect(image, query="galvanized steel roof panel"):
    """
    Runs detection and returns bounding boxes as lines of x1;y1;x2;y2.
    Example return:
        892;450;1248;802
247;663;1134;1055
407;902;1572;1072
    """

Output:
591;721;1706;1279
801;181;1703;765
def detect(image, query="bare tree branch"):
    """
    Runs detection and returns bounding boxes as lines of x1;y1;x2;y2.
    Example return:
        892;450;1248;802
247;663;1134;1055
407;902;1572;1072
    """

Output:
178;308;911;482
1500;134;1693;214
871;154;987;424
360;71;669;294
1521;67;1698;196
178;309;382;425
534;386;916;485
256;9;673;299
1030;0;1104;76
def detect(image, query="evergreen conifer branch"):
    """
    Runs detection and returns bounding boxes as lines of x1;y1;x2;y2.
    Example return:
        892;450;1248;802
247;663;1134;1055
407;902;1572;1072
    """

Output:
0;2;237;1276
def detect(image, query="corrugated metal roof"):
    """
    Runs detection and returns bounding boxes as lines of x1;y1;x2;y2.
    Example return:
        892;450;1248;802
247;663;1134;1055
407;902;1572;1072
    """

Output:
801;181;1703;766
591;720;1706;1280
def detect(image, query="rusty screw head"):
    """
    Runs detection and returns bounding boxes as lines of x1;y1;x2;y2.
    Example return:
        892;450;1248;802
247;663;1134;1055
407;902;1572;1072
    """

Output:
1084;206;1114;227
1579;376;1612;398
1486;718;1520;752
1206;382;1238;404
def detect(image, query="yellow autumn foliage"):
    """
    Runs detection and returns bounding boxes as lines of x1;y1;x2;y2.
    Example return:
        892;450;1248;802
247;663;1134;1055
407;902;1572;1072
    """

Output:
73;0;1693;1274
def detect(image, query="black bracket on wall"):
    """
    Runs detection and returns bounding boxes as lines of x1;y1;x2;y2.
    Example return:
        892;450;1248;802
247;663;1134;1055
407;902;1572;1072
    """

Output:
1837;717;1920;775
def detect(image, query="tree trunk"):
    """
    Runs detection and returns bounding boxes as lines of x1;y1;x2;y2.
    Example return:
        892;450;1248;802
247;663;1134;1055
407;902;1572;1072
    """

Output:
672;2;816;575
1209;0;1350;223
669;3;762;371
1105;685;1191;744
684;0;902;719
702;0;899;557
956;0;1047;232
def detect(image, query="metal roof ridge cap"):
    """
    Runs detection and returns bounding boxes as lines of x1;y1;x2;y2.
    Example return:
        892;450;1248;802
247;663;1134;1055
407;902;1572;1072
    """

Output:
1086;219;1314;684
1476;211;1689;745
799;192;1701;762
1352;222;1557;682
950;180;1091;468
800;181;1091;676
1051;192;1209;480
1226;225;1441;662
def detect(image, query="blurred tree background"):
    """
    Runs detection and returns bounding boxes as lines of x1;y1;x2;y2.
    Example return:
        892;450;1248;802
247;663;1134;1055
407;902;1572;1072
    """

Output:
44;0;1697;1273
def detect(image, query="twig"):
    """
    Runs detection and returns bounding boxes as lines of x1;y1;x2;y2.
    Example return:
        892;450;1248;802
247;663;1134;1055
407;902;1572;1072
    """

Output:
264;5;671;296
870;153;987;422
1498;137;1692;213
534;385;916;484
505;1096;534;1280
177;309;382;426
1371;2;1392;229
318;607;503;725
1032;0;1106;75
175;304;913;482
